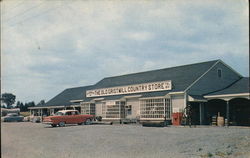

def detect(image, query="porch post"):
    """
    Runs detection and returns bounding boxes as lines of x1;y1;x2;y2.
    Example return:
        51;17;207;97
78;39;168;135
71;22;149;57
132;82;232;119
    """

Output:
226;100;229;126
199;103;204;125
119;102;121;119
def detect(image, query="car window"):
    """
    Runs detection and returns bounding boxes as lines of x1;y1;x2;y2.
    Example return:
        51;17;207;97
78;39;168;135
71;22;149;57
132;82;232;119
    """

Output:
55;112;64;116
7;113;18;116
72;111;79;115
66;112;72;115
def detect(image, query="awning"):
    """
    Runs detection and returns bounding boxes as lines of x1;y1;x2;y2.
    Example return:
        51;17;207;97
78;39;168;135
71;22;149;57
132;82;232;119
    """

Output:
188;95;207;102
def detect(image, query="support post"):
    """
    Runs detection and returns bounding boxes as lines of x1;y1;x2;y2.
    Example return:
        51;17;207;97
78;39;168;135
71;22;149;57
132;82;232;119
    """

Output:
226;101;229;126
119;102;121;124
199;103;203;125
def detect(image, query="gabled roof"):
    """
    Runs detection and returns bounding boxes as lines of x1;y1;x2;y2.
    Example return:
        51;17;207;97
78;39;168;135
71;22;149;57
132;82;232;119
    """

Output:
205;77;249;96
93;60;219;92
44;85;93;107
43;60;220;106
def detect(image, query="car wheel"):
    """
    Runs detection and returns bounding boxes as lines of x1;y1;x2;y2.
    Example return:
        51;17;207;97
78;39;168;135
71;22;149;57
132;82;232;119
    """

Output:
58;122;65;127
51;124;57;127
77;122;83;125
84;119;92;125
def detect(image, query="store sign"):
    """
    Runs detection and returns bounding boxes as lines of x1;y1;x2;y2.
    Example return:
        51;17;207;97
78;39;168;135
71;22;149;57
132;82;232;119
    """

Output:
86;80;172;97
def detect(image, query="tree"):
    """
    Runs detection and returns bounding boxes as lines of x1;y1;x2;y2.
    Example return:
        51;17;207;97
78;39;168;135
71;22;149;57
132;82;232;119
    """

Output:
37;100;45;106
1;93;16;109
27;101;35;108
21;101;35;112
20;102;25;112
16;101;21;108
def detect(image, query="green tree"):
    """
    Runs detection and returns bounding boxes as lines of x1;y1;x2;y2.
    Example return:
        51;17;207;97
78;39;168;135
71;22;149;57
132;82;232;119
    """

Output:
27;101;35;108
37;100;45;106
20;102;25;112
1;93;16;109
21;101;35;112
16;101;21;108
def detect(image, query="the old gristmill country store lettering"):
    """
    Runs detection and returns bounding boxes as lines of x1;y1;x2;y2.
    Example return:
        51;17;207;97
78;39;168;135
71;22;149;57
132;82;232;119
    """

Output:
86;80;172;97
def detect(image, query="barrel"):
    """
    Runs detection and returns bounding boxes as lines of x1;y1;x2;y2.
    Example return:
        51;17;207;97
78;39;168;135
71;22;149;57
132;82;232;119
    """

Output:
211;115;217;126
217;116;224;126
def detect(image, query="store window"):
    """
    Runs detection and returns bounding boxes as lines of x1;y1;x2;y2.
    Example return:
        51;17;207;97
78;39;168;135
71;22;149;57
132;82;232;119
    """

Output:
80;102;96;115
102;101;125;119
140;98;171;119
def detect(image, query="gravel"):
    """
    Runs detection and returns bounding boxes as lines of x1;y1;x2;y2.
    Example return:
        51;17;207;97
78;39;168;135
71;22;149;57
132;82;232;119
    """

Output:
1;122;250;158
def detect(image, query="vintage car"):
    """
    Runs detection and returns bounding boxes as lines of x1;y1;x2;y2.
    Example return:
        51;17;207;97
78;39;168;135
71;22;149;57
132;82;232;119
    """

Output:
43;110;93;127
1;113;24;122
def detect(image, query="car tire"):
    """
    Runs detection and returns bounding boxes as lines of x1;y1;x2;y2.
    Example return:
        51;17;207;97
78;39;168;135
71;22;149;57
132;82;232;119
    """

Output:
84;119;92;125
58;122;65;127
51;124;57;127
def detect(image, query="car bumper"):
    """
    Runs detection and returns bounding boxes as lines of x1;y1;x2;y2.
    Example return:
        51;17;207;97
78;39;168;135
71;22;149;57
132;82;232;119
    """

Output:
42;121;53;125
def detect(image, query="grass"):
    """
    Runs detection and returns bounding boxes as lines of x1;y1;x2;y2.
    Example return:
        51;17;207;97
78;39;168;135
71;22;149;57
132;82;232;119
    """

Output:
215;151;227;157
20;112;30;117
200;152;213;158
207;152;213;157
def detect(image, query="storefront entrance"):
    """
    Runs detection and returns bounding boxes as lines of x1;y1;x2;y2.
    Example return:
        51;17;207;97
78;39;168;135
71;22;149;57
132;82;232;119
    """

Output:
205;98;250;126
229;98;250;126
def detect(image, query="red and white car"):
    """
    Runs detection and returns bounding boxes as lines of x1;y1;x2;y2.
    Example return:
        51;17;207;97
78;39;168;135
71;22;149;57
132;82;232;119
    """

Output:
43;110;93;127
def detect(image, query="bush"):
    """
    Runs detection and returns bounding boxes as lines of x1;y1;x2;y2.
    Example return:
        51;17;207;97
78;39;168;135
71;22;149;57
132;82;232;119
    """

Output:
20;112;30;117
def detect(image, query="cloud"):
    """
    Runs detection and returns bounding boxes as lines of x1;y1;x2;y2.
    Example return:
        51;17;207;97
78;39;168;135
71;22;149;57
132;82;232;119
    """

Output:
1;0;249;103
124;32;155;41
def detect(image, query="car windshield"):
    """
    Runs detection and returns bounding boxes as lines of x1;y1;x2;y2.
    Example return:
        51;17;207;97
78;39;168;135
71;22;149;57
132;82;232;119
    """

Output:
55;112;64;116
7;113;18;117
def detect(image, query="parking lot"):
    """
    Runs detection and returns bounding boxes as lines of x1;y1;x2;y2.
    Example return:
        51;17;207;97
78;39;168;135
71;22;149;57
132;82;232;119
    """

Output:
1;122;250;158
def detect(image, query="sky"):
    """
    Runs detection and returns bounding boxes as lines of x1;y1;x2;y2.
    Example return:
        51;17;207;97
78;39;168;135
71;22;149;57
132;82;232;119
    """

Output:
1;0;249;104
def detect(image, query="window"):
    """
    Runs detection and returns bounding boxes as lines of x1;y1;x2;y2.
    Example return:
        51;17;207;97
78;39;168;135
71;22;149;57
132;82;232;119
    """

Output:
126;105;132;115
80;103;96;115
55;112;63;116
66;112;72;115
72;111;78;115
102;101;125;119
217;69;222;78
140;98;171;119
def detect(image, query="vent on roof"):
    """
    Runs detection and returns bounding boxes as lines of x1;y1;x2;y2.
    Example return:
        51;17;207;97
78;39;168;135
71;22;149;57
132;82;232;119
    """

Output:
217;68;222;78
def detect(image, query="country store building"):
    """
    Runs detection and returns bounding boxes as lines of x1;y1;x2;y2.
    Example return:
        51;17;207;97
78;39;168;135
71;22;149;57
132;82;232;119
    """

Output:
29;60;250;126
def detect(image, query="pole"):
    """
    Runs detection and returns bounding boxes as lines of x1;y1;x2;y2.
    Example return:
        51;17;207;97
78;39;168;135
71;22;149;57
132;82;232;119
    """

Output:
226;101;229;126
199;103;202;125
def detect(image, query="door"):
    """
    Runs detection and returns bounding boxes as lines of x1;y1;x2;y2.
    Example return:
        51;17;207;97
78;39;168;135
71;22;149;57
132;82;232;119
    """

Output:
125;105;132;118
65;111;75;124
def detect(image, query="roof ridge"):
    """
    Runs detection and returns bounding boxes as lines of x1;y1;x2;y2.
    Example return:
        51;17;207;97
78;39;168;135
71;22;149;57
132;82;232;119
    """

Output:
100;59;220;80
65;85;94;90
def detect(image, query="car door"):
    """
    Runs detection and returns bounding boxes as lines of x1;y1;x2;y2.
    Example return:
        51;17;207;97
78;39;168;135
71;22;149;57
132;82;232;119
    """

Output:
71;111;80;124
65;111;74;124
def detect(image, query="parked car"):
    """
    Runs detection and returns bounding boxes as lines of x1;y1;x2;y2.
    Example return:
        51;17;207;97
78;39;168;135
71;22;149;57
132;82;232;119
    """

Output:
1;113;24;122
43;110;94;127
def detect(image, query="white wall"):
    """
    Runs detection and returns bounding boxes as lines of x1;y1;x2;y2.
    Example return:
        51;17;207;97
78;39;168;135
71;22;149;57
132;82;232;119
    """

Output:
126;98;140;118
171;95;185;113
95;102;103;117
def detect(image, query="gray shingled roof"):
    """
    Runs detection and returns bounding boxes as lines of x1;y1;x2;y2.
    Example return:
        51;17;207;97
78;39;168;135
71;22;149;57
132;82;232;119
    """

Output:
44;60;219;106
94;60;218;91
44;85;93;107
206;77;249;96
